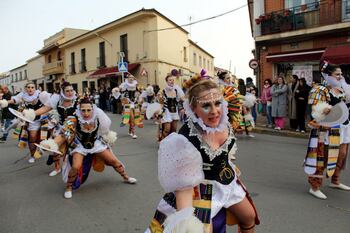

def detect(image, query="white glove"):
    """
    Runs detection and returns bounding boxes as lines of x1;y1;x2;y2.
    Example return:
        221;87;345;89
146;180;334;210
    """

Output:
39;139;59;154
0;99;8;108
22;109;36;121
164;207;204;233
101;131;117;145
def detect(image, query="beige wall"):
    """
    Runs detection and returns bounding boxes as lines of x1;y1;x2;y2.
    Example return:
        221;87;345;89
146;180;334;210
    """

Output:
27;55;44;81
61;10;215;91
189;43;214;77
9;65;27;92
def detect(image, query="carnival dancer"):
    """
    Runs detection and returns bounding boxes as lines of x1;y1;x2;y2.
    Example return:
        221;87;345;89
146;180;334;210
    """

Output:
119;74;143;139
146;78;259;232
140;85;157;118
217;71;244;134
31;82;78;176
157;74;185;141
39;97;137;199
304;62;350;200
0;82;51;163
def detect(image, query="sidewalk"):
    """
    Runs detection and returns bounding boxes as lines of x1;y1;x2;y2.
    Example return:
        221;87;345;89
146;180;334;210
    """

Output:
253;115;309;139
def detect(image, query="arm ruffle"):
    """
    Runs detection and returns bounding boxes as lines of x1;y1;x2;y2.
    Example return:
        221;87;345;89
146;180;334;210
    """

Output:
158;133;204;193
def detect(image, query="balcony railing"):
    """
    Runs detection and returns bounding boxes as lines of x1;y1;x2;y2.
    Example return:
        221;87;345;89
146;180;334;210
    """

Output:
96;57;106;68
79;62;87;72
257;1;350;36
69;64;76;74
42;60;64;75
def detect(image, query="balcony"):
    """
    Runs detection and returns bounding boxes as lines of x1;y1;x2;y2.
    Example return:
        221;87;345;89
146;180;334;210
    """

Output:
79;62;87;73
42;60;64;76
258;1;349;36
96;57;106;68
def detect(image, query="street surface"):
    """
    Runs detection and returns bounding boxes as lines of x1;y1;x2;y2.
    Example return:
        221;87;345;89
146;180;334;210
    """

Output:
0;114;349;233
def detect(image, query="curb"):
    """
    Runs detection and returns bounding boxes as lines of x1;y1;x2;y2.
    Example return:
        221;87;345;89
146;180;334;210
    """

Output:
253;126;309;139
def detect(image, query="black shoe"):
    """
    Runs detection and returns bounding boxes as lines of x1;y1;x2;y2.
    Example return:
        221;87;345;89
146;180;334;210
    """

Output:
0;137;6;143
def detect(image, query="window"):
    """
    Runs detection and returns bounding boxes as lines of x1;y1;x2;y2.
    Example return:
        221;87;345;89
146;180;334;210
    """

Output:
57;51;61;61
207;60;210;70
24;70;27;79
20;72;22;80
193;52;197;65
48;55;52;63
183;47;187;62
80;48;86;72
285;0;319;10
70;52;76;74
199;55;202;67
203;58;206;69
120;34;128;62
99;42;105;67
15;73;18;82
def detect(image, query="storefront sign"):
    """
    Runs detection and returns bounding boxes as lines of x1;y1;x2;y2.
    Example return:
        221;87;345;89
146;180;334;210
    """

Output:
292;65;313;86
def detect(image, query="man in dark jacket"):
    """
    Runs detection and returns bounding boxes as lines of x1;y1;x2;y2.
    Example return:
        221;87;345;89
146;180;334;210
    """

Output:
0;85;15;142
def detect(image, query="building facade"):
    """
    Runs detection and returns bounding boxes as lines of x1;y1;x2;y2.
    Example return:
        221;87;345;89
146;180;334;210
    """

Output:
59;8;214;94
26;55;45;91
37;28;89;92
8;64;28;94
248;0;350;89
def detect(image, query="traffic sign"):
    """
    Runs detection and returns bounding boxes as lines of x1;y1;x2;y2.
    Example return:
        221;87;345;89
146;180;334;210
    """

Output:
249;59;259;69
118;62;128;72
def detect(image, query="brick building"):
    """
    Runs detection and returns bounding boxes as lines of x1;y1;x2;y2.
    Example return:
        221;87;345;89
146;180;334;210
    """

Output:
248;0;350;89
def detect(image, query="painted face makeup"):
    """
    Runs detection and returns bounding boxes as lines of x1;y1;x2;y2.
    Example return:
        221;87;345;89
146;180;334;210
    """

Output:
167;77;175;87
26;85;36;95
64;87;75;98
192;89;223;128
80;104;93;119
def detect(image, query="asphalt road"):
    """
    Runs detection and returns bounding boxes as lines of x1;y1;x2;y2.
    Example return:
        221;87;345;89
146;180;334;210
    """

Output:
0;114;349;233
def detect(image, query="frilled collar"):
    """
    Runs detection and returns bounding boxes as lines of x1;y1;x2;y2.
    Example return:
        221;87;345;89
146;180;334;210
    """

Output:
22;90;40;103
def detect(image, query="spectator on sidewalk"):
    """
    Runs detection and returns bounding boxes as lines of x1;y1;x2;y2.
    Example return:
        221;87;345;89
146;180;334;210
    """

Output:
271;76;288;130
260;78;273;128
238;78;246;96
288;75;299;130
0;85;16;142
246;77;258;123
295;78;310;133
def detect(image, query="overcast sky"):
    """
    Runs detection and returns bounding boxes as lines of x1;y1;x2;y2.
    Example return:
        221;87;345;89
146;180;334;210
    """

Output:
0;0;255;79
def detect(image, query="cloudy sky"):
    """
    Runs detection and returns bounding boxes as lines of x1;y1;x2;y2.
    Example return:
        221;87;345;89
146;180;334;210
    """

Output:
0;0;255;79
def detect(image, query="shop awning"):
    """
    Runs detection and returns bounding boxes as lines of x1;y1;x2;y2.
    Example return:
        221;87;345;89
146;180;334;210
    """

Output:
321;45;350;65
266;49;325;63
88;63;140;78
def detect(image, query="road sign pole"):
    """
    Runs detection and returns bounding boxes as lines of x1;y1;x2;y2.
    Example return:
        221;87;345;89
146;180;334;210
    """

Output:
121;55;124;83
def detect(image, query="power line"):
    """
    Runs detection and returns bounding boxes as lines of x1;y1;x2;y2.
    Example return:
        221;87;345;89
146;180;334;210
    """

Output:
145;4;247;33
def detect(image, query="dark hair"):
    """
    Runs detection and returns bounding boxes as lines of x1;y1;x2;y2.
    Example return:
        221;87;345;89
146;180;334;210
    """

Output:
292;75;299;80
165;75;173;81
79;96;93;106
246;77;253;83
217;71;228;80
238;79;246;95
264;79;272;86
324;64;340;76
299;78;307;86
61;81;72;91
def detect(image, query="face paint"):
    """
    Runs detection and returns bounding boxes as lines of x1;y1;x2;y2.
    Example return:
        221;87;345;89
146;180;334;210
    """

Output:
192;88;223;128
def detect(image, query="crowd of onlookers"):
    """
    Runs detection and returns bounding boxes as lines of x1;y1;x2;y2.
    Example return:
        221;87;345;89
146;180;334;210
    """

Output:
241;74;311;133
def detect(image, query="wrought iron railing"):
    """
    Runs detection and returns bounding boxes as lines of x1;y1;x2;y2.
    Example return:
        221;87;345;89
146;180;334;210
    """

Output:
257;1;350;36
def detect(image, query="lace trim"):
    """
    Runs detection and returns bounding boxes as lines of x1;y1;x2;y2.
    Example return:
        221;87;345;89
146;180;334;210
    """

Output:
187;119;235;161
183;99;229;133
58;98;76;110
